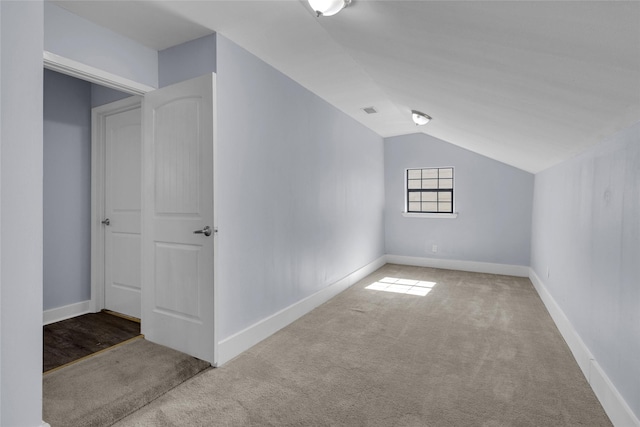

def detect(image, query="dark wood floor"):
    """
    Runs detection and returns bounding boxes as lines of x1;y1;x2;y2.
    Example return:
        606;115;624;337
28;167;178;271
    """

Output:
43;311;141;373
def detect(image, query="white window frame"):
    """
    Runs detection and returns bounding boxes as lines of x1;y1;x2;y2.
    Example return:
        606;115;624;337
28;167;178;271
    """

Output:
402;167;458;219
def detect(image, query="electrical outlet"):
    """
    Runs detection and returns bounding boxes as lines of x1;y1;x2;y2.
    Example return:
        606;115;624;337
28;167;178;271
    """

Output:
432;244;438;253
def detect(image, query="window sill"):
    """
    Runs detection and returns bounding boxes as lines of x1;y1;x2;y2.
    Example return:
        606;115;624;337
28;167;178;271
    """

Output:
402;212;458;219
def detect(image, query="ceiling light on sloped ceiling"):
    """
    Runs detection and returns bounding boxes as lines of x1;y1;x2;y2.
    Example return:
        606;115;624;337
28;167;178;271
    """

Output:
308;0;351;17
411;110;432;126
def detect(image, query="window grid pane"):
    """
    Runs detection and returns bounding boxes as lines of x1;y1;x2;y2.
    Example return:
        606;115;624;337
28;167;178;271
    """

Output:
439;179;453;189
422;179;438;189
422;202;437;212
407;167;454;213
438;202;452;212
423;192;437;202
422;169;438;179
408;169;422;179
408;179;421;189
439;168;453;179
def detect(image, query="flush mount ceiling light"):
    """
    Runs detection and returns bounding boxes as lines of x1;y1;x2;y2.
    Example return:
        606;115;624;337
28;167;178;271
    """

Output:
308;0;351;17
411;110;432;126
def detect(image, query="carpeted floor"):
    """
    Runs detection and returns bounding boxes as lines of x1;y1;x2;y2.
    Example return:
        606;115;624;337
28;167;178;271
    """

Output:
43;337;211;427
44;311;141;372
113;264;612;426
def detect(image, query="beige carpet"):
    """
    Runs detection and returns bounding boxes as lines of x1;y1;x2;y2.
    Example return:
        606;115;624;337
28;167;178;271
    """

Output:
43;337;210;427
113;264;612;426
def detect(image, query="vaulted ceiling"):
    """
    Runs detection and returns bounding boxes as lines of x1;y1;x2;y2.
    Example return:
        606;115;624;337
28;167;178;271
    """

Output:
53;0;640;173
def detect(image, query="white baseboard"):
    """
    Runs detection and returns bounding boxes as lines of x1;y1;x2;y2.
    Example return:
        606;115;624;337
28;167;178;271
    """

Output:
385;254;529;277
216;255;386;366
528;269;594;376
43;300;92;325
529;269;639;427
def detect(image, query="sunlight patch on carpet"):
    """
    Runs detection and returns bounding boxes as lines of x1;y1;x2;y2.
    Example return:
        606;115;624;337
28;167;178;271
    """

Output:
365;277;436;296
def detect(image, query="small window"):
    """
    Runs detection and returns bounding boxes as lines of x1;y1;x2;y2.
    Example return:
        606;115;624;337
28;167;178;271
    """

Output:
406;167;454;213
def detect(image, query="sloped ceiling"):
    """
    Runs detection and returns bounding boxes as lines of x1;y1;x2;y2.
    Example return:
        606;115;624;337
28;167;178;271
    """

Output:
53;0;640;173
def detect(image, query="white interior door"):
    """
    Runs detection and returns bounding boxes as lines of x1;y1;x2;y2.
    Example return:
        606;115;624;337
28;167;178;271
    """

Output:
141;74;216;364
103;106;142;319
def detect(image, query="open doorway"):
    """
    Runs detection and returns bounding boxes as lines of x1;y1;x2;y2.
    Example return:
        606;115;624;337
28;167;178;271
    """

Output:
91;95;143;319
43;67;218;367
43;53;219;368
43;69;142;370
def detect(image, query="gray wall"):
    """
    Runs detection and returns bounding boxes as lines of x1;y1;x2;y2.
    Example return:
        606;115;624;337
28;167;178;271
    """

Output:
159;33;216;88
44;2;158;88
43;32;387;346
43;71;130;311
91;83;131;108
0;1;44;424
216;35;385;340
385;133;533;266
530;121;640;420
43;69;92;310
43;1;153;313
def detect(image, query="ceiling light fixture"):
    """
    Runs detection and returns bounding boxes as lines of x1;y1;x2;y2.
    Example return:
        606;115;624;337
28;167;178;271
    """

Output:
411;110;432;126
308;0;351;17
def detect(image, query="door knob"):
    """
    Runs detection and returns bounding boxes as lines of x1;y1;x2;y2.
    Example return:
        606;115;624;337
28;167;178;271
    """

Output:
101;218;110;226
193;226;212;237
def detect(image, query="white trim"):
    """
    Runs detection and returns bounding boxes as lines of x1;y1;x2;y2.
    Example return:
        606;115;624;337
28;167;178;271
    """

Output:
91;97;143;314
212;75;220;367
43;300;91;326
528;269;593;376
529;269;640;427
402;212;458;219
385;254;529;277
590;359;640;427
216;256;386;366
43;51;155;95
41;422;52;427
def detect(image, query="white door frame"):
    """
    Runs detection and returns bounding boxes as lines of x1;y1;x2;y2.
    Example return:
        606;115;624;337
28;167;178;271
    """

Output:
90;96;142;313
44;51;154;95
44;51;153;315
44;52;219;365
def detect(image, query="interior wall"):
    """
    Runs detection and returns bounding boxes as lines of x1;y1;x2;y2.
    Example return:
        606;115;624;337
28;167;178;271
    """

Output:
43;69;92;311
43;70;131;312
91;83;131;108
159;33;216;88
216;35;385;340
42;1;146;316
530;121;640;420
0;1;44;425
44;2;158;88
384;133;533;266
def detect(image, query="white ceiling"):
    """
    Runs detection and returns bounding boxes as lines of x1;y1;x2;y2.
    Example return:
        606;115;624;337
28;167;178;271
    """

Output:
53;0;640;173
